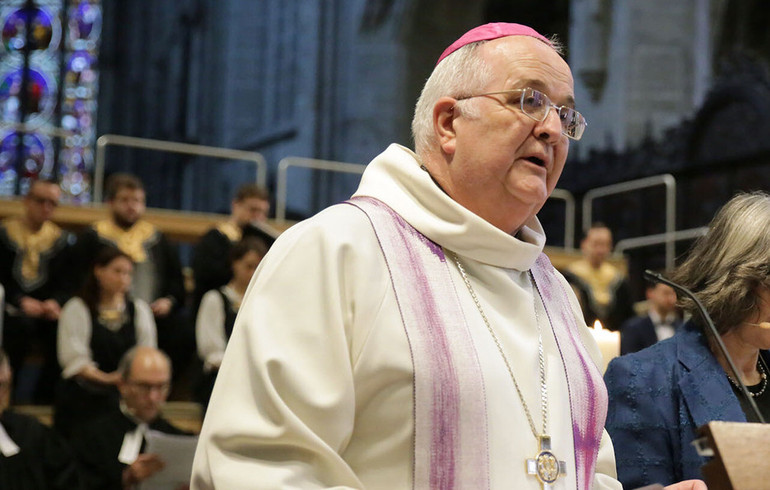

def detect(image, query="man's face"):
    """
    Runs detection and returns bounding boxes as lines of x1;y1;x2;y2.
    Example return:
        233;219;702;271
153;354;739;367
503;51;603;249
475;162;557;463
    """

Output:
582;227;613;267
119;353;171;423
109;188;146;228
232;197;270;226
438;36;573;233
24;182;60;228
647;283;678;316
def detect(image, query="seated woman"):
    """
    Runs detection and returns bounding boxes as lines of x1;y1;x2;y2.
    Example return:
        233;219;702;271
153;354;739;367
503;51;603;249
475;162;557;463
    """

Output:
195;237;267;407
605;191;770;488
54;245;157;438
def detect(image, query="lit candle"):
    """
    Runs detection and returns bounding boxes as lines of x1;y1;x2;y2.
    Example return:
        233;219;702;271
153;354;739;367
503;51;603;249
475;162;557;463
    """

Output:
589;320;620;374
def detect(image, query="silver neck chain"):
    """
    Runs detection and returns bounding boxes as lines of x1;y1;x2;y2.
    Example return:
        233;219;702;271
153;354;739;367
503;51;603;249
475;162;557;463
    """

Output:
450;252;548;439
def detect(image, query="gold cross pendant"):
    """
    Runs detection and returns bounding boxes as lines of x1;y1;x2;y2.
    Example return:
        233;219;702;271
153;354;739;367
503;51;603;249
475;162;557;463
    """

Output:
526;435;567;489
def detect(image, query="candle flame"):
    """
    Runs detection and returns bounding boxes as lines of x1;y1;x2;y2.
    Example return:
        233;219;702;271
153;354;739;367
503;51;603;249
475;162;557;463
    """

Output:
593;320;604;331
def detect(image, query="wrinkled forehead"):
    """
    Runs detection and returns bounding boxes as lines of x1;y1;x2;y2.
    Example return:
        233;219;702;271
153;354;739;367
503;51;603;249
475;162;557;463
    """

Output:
482;36;574;93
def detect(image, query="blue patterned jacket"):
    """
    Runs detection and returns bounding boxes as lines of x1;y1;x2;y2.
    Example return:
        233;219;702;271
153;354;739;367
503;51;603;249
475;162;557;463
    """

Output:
604;321;766;488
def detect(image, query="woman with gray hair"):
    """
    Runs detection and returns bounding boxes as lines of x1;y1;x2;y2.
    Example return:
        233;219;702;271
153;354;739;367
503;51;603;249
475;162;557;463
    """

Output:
604;191;770;488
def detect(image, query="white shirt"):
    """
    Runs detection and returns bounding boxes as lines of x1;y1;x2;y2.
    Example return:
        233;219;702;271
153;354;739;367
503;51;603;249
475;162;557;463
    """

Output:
57;297;157;378
196;286;243;371
649;308;678;341
191;144;621;490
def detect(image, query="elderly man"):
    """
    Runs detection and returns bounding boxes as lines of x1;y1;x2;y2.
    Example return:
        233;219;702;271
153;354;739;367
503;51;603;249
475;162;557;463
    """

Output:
0;348;82;489
191;24;704;490
71;346;189;489
0;179;75;403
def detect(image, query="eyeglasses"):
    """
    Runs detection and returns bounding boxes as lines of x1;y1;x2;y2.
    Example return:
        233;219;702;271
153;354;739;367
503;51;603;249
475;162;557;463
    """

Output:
456;87;587;141
127;381;171;395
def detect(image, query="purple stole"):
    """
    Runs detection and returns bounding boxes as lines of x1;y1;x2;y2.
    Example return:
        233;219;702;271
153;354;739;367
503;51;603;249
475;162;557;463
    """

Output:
347;197;608;490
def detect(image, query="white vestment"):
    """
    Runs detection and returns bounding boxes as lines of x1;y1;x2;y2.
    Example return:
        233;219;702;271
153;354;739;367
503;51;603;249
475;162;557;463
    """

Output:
191;144;622;490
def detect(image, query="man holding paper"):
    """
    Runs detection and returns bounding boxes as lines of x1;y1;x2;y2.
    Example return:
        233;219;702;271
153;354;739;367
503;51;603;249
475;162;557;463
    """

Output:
71;346;191;490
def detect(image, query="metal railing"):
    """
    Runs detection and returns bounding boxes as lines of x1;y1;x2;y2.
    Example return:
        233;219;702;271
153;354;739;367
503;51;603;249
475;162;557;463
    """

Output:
614;226;708;262
583;174;677;269
275;157;366;223
94;134;268;203
548;188;576;250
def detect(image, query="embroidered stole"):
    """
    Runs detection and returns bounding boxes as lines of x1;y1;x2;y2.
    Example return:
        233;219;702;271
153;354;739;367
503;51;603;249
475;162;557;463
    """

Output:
531;255;608;490
2;217;62;285
94;219;157;263
347;197;490;489
348;196;608;490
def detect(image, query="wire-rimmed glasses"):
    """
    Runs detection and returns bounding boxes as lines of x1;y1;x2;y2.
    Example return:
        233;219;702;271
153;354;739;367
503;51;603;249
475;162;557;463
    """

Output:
456;87;587;141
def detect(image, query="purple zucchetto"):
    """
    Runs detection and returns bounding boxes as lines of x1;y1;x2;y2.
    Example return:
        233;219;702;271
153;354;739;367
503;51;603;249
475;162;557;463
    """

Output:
436;22;552;65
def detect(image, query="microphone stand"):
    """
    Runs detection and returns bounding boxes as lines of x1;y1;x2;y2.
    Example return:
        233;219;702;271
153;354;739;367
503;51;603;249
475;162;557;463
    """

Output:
644;270;765;423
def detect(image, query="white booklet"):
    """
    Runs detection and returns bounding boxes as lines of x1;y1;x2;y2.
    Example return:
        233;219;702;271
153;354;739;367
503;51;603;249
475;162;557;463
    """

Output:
138;430;199;490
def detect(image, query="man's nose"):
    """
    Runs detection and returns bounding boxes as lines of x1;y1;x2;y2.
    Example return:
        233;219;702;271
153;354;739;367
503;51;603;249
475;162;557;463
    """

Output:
535;109;563;143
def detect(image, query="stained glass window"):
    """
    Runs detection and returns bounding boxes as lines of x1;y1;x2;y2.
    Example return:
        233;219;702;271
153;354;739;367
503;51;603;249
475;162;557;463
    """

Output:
0;0;101;201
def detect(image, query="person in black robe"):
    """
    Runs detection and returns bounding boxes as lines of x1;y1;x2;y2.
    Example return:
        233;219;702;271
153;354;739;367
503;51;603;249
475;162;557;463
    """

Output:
71;346;190;490
0;348;83;490
0;179;76;404
191;183;274;311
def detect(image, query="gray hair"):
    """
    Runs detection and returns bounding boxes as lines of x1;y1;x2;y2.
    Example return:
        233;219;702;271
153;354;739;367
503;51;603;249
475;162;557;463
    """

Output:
118;346;172;381
411;42;493;155
411;35;564;156
671;191;770;334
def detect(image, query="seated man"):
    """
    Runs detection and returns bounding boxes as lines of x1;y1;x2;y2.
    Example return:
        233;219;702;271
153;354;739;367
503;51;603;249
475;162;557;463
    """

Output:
564;223;634;331
71;346;190;490
191;183;273;310
620;282;682;355
0;179;75;403
0;348;82;489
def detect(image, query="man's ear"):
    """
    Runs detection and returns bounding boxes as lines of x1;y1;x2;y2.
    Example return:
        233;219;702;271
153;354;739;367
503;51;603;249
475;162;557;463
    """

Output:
117;377;128;398
434;97;458;155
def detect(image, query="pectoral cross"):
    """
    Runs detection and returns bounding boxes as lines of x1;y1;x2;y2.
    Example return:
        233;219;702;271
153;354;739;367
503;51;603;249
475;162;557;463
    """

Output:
526;435;567;489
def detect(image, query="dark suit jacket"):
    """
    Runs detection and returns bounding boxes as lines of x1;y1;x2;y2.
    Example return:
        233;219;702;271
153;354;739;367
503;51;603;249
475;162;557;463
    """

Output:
620;314;682;355
71;408;188;490
0;410;83;490
605;322;766;488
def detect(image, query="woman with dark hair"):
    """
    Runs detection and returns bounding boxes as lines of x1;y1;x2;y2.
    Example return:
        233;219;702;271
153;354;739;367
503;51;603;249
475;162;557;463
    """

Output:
54;245;156;437
195;237;267;407
605;191;770;488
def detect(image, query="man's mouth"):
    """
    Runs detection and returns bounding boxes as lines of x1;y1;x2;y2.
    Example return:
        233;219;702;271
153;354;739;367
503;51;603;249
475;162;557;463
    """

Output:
524;156;546;167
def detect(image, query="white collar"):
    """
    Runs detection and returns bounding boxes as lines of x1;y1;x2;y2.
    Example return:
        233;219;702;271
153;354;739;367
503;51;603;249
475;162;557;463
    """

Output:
0;421;20;457
353;144;545;270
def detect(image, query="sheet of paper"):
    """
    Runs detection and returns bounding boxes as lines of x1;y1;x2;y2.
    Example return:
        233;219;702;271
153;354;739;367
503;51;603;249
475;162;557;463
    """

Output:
138;430;198;490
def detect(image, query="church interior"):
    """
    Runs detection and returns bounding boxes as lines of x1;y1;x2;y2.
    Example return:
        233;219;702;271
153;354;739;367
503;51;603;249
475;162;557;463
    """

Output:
1;0;770;471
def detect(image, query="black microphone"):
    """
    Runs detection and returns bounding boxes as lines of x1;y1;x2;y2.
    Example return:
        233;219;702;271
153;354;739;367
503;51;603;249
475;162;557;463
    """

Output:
644;269;765;423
